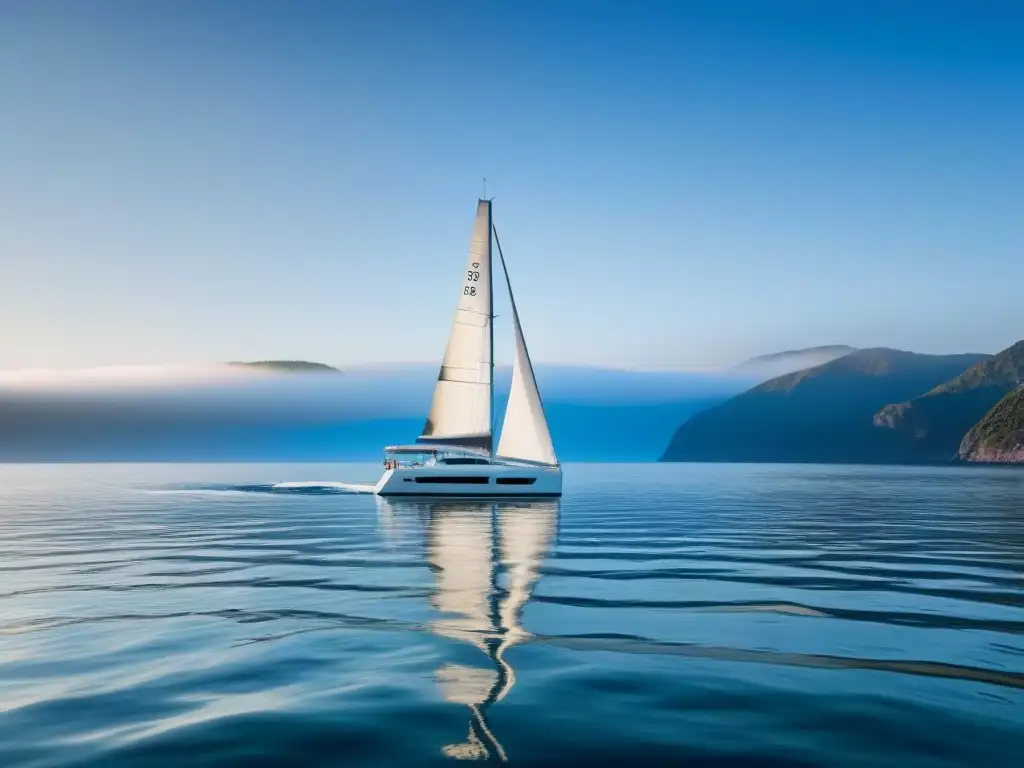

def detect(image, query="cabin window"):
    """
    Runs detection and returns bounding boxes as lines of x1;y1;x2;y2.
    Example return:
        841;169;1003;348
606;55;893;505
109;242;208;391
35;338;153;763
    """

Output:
414;476;490;484
495;477;537;485
439;457;489;465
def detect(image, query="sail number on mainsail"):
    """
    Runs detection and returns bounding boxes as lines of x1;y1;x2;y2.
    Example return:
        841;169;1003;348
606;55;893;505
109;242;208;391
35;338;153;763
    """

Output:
464;262;481;296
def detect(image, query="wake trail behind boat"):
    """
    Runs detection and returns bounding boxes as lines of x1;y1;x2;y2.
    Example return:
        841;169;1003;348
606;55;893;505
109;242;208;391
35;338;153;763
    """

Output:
272;481;376;494
141;481;377;496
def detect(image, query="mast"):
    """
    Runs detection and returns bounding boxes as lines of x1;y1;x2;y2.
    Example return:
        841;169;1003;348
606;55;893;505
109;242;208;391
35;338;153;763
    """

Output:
487;198;495;455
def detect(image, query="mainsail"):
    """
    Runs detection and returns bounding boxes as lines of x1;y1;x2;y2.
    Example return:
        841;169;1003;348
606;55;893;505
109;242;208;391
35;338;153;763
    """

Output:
427;502;495;653
420;200;493;451
495;236;558;466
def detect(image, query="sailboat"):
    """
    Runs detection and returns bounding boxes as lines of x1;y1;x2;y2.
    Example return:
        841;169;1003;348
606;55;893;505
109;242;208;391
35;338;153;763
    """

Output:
374;198;561;497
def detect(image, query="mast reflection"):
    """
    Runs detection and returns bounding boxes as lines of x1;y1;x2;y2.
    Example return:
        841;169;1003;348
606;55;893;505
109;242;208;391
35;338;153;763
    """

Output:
376;497;558;761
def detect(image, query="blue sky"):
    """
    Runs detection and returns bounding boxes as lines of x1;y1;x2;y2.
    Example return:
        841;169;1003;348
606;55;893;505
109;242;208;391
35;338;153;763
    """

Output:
1;0;1021;370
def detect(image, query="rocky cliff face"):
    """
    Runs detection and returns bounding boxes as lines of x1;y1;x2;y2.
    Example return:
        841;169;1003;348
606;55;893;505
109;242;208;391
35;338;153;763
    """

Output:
872;340;1024;461
964;446;1024;463
958;387;1024;464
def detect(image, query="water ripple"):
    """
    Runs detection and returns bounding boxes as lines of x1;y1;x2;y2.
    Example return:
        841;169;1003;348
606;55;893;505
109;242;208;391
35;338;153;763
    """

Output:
1;463;1023;767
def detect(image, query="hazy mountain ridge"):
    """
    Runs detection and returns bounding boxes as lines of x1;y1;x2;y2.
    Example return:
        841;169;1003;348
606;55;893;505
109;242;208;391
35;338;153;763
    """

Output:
958;387;1024;463
733;345;857;379
661;348;992;464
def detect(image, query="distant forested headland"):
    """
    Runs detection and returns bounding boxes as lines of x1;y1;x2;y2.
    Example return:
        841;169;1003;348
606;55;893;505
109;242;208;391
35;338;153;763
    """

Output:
661;341;1024;465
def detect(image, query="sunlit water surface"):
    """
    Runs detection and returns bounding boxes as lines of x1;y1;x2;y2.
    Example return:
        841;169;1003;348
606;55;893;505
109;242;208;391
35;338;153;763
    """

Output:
1;463;1023;766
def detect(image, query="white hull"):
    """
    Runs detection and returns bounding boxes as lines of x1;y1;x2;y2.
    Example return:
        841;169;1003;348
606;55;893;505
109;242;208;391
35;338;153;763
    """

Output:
375;461;562;497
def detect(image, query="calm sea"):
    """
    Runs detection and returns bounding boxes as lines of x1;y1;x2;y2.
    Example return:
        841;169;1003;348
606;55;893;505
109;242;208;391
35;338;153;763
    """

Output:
1;463;1023;767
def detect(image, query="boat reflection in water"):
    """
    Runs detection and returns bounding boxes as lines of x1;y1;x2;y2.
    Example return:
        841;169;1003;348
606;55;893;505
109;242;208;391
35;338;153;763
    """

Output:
376;497;559;761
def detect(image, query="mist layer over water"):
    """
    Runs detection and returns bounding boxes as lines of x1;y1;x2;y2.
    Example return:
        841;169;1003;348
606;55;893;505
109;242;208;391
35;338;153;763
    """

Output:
0;367;747;462
1;463;1022;766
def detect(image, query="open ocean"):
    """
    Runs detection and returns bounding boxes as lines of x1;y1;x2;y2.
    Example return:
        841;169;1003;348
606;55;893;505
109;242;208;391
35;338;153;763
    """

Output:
1;463;1023;767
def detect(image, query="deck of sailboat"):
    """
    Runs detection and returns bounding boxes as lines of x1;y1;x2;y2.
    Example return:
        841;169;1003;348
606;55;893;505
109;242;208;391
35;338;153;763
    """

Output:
385;444;555;466
384;444;489;457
